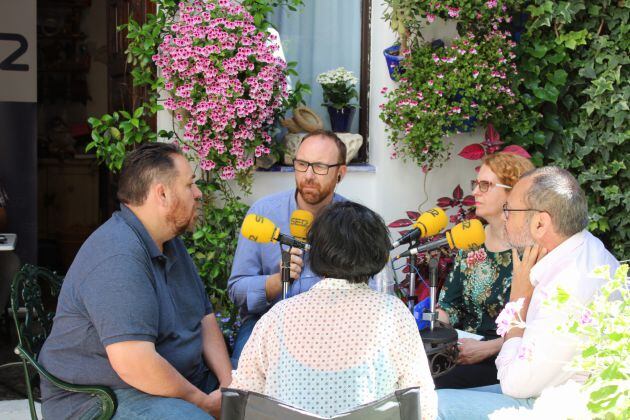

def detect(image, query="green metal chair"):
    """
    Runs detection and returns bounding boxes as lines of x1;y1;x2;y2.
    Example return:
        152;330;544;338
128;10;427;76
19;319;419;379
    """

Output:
10;264;117;420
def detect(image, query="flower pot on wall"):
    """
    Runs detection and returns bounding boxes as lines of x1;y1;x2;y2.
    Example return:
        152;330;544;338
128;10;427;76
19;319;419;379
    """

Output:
327;106;356;133
383;45;405;81
443;91;478;133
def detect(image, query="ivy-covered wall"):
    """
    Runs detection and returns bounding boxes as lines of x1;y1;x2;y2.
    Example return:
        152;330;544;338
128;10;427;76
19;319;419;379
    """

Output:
506;0;629;258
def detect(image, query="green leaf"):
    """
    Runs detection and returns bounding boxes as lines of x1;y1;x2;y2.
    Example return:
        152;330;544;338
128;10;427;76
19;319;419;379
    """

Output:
556;29;588;50
87;117;101;128
109;127;121;140
555;287;570;303
533;131;546;145
547;69;568;86
582;345;597;357
529;43;549;59
590;385;618;402
533;83;560;103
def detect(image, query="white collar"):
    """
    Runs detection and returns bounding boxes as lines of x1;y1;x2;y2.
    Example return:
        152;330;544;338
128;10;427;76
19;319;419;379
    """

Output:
311;278;370;290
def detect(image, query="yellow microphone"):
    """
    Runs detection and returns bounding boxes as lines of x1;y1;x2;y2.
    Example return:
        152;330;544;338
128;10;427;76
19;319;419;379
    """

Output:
241;213;310;250
391;207;448;249
393;219;485;260
289;210;314;242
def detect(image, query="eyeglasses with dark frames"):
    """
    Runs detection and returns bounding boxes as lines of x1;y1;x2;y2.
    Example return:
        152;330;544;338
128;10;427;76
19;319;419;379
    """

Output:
293;159;343;175
502;203;543;220
471;180;512;193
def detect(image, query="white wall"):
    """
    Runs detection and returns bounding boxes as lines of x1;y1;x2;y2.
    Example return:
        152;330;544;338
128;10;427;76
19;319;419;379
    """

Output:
158;1;484;227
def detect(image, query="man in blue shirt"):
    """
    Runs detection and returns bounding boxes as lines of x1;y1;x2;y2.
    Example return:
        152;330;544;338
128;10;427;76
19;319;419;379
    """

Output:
39;143;232;419
228;130;348;366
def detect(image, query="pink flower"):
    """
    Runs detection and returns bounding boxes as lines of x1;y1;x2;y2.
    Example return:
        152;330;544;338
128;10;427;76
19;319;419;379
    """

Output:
486;0;497;8
426;13;436;23
474;248;487;263
579;309;593;325
472;70;479;78
153;0;288;177
447;7;460;18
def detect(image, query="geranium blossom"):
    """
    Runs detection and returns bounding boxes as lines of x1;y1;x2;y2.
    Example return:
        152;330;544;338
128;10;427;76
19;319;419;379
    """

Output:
380;28;522;170
154;0;288;180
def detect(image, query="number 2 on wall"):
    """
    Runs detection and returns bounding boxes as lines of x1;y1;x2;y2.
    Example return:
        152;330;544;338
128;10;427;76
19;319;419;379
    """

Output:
0;33;29;71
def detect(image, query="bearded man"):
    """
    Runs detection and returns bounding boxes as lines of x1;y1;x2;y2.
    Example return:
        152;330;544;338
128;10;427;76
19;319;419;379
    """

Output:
39;143;232;419
228;130;348;366
435;166;619;419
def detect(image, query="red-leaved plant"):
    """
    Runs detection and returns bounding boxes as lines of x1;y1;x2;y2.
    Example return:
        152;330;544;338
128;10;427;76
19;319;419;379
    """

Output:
458;124;530;170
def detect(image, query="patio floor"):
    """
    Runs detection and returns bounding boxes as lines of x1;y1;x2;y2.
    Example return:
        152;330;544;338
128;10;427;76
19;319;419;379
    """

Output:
0;400;41;419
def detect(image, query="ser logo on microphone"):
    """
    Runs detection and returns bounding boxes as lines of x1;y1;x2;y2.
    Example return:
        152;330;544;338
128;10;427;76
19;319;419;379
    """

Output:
290;217;310;227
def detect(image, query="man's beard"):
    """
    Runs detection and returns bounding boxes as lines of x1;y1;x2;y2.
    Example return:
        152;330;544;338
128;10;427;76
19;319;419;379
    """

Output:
504;218;535;252
297;179;335;206
166;197;197;236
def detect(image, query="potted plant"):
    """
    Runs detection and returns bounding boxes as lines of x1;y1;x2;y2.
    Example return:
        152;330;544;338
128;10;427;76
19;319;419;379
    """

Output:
379;30;523;170
493;264;629;418
382;0;414;80
399;0;525;34
316;67;359;132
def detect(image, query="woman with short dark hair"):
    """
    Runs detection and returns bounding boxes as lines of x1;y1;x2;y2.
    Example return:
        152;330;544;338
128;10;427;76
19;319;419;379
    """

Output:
230;202;437;419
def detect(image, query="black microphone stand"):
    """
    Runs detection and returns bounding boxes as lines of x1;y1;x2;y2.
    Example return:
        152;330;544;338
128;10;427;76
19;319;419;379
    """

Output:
406;239;419;311
422;253;440;331
280;245;291;299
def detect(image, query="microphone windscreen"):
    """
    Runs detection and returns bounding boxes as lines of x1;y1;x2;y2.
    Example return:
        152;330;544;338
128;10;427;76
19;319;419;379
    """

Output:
415;208;448;237
241;214;279;244
446;219;485;251
290;210;314;242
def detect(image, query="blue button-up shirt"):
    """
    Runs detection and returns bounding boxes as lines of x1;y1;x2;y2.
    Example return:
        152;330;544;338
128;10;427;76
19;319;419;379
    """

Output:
228;189;345;322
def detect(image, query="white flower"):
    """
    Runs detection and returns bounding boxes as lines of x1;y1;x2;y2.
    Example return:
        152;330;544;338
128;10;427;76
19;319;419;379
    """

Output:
316;67;358;87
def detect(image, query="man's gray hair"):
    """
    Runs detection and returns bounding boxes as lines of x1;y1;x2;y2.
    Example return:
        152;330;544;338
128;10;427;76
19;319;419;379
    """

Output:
522;166;588;238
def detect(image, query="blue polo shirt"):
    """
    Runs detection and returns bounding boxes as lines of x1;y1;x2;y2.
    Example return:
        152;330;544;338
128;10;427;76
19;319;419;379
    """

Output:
39;205;213;419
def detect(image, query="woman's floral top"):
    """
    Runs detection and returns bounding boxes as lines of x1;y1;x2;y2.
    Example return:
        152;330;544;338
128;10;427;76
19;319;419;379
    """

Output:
438;245;512;338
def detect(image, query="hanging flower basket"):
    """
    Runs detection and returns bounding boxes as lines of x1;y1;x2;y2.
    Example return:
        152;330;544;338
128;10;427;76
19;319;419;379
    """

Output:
379;30;523;170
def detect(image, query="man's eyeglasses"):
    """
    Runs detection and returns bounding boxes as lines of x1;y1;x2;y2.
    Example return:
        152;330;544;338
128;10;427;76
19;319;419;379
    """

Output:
471;180;512;193
293;159;343;175
502;203;543;220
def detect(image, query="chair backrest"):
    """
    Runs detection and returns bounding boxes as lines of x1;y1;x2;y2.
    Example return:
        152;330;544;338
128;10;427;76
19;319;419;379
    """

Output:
10;264;63;357
221;387;422;420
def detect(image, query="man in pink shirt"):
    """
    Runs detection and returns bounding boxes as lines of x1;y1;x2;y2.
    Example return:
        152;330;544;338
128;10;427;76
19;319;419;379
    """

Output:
437;166;619;419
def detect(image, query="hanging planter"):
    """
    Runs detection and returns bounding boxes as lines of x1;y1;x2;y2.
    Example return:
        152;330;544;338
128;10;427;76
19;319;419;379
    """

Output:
379;30;523;170
384;45;406;81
